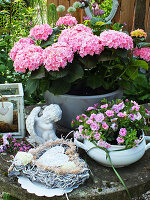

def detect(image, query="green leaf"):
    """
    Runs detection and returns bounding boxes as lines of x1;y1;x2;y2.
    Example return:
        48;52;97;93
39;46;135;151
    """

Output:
132;60;148;70
86;74;103;89
137;42;150;48
0;64;6;71
30;67;45;79
64;63;84;83
48;67;69;80
49;79;71;95
91;17;104;26
78;55;98;68
125;66;138;80
39;79;50;93
25;79;39;96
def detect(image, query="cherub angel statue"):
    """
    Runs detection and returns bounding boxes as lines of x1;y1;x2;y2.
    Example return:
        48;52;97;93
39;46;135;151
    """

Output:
26;104;62;145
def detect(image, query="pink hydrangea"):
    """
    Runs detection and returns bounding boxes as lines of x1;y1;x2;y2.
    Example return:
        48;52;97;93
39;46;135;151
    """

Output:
30;24;53;41
58;24;104;57
56;15;77;27
10;44;33;61
119;128;127;136
100;30;133;50
14;45;43;73
16;37;35;45
43;42;74;71
133;47;150;62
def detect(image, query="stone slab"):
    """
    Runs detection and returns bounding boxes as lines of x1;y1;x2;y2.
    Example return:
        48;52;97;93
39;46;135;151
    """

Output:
1;145;150;200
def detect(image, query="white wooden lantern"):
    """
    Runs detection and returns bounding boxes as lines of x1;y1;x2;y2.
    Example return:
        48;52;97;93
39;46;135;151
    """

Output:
0;83;25;138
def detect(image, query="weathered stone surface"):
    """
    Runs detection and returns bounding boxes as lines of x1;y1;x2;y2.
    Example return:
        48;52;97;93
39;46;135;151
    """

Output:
1;146;150;200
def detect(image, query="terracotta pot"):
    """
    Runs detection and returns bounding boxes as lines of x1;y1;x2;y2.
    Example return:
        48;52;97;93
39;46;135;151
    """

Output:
44;89;123;129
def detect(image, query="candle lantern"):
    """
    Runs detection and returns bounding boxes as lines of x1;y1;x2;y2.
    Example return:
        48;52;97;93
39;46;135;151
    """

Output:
0;83;25;138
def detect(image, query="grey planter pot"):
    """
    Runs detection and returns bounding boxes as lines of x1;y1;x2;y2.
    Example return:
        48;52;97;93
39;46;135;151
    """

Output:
44;89;123;129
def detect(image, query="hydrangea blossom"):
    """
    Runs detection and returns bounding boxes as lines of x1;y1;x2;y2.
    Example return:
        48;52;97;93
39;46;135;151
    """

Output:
100;30;133;50
58;25;104;57
10;38;35;61
56;15;77;27
14;45;43;73
133;47;150;62
30;24;53;41
43;42;74;71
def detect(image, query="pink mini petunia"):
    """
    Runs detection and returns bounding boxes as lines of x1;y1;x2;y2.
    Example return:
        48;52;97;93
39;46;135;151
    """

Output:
105;110;114;117
119;128;127;136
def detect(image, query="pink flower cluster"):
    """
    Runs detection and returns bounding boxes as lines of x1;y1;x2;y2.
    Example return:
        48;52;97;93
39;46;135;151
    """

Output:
43;42;74;71
10;37;35;61
58;24;104;57
30;24;53;40
100;30;133;50
133;47;150;62
56;15;78;27
73;99;148;149
14;45;43;73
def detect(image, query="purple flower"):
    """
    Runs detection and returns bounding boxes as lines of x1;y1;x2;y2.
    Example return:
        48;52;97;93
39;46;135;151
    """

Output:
83;16;91;21
110;123;118;131
131;105;140;111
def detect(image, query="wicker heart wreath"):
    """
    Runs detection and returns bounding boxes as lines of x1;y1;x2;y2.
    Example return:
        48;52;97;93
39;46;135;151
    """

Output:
8;139;89;190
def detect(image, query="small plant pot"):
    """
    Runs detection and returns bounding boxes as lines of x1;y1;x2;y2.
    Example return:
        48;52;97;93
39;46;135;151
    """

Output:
74;134;150;167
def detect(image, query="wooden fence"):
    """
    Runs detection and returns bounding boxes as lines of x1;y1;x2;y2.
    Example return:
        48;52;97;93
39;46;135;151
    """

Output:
47;0;150;40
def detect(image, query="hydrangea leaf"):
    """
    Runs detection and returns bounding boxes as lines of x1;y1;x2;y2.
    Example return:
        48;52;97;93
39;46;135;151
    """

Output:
86;74;103;89
49;79;71;95
48;67;69;80
25;79;39;95
64;63;84;83
30;67;45;79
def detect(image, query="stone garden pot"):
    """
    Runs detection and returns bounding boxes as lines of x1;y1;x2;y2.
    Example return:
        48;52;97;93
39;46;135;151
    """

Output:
44;89;123;129
74;135;150;168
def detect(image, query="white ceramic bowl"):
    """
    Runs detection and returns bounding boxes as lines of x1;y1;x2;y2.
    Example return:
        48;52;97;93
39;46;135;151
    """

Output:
74;135;150;167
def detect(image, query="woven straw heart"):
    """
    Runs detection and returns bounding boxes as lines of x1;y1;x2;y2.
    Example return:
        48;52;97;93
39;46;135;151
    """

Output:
0;106;9;115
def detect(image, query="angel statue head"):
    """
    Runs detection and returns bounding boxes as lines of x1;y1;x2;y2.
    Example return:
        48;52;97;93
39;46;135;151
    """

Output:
42;104;62;123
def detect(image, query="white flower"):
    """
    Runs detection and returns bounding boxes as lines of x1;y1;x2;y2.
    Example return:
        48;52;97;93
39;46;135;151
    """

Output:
61;161;76;171
14;152;33;166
